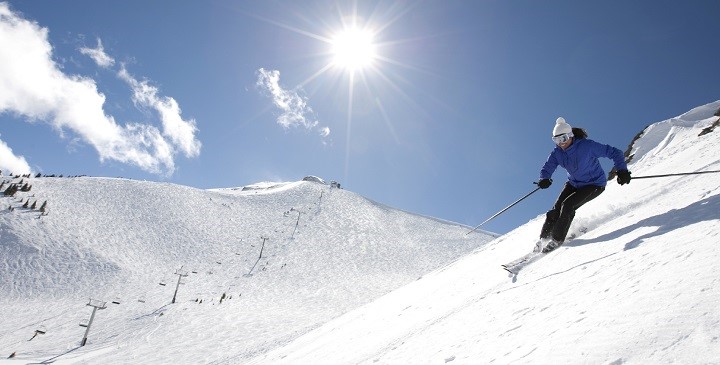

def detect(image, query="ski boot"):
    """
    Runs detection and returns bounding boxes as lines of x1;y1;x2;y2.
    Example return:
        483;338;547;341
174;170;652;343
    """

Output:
541;239;563;253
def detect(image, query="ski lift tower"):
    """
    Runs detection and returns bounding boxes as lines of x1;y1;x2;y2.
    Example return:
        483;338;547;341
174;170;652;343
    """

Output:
80;298;107;346
172;267;189;304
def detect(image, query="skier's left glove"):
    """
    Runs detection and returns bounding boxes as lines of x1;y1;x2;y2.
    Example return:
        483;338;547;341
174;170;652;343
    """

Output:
617;169;631;185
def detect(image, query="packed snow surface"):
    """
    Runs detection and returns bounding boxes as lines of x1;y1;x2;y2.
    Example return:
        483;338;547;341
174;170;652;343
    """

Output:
0;174;493;364
1;100;719;364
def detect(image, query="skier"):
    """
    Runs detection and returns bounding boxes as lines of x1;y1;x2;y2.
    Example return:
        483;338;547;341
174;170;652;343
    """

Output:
536;117;631;253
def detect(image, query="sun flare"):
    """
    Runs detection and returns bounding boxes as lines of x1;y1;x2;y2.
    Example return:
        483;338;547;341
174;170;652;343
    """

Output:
330;28;376;71
252;6;415;186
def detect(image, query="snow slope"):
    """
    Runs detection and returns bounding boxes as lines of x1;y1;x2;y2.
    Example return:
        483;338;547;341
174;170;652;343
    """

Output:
0;174;494;363
1;100;719;364
247;100;720;364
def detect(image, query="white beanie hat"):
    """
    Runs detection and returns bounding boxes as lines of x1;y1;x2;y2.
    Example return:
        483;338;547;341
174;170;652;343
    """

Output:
553;117;573;136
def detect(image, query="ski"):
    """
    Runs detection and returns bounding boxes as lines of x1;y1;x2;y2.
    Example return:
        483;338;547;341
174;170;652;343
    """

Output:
501;240;551;276
501;251;539;268
502;252;544;275
502;229;586;276
501;238;569;276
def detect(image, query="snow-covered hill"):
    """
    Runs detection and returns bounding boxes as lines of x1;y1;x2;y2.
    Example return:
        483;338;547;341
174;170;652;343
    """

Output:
2;100;719;364
0;174;494;363
246;100;720;364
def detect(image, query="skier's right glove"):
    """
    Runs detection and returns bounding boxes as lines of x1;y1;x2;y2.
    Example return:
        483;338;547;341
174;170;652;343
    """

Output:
616;170;631;185
537;178;552;189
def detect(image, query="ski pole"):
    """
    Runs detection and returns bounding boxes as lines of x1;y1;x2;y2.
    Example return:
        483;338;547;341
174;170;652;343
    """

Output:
632;169;720;180
466;186;541;235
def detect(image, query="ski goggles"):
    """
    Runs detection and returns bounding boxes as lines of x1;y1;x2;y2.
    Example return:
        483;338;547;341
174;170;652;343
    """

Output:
552;132;573;144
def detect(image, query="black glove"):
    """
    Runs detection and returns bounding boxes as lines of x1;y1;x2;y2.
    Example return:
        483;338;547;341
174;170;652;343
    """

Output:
537;178;552;189
617;170;631;185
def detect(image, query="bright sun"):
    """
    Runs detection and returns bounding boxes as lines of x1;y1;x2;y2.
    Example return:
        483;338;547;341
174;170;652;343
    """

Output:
330;28;376;71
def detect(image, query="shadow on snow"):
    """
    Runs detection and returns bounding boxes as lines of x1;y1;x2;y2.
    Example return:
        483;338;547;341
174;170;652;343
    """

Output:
568;193;720;251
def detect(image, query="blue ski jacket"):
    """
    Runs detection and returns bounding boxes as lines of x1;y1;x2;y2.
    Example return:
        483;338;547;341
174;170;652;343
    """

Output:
540;138;627;188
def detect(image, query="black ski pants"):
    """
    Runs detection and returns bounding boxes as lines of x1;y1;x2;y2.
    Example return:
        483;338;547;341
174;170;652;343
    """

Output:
540;182;605;243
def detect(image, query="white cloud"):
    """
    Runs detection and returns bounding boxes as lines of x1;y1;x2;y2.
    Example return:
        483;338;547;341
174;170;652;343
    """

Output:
320;126;331;137
0;136;31;174
118;67;201;158
79;38;115;68
256;68;318;130
0;3;201;175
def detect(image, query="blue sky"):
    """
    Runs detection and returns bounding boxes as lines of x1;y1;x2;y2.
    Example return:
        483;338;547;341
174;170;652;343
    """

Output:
1;1;718;234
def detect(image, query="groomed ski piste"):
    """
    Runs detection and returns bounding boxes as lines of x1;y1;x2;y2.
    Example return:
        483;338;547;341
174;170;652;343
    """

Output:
0;174;495;363
2;100;720;364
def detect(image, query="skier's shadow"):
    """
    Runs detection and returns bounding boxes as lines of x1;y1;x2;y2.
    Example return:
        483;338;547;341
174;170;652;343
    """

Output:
567;193;720;251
